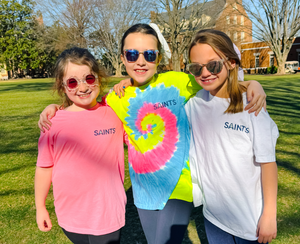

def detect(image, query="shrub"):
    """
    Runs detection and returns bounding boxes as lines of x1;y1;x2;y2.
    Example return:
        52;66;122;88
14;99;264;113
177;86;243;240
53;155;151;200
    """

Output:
266;65;278;74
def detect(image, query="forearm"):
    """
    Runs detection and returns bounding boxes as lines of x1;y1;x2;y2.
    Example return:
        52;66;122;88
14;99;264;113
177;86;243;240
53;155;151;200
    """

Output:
261;162;278;216
35;166;53;210
240;79;261;88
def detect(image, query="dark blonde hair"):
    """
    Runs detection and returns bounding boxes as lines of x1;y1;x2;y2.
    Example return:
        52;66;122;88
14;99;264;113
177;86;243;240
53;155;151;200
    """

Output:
53;47;107;107
189;29;246;114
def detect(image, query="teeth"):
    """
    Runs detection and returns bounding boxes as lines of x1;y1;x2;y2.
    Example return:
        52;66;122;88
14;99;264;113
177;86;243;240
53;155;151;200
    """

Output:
78;93;91;97
136;70;146;72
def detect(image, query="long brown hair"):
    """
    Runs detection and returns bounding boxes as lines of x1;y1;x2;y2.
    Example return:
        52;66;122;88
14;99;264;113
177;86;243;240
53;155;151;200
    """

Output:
53;47;108;107
189;29;246;114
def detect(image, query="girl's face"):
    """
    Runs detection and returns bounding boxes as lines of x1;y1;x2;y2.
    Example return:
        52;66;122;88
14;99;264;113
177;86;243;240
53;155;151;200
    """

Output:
189;43;235;97
121;32;160;87
63;62;100;110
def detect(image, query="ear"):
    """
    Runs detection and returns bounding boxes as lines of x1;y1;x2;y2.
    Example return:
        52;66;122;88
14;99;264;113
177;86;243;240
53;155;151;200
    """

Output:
120;54;126;66
228;59;236;70
156;54;162;66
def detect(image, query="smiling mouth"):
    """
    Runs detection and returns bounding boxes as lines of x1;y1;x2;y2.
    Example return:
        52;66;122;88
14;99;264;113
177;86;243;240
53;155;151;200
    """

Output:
201;77;216;83
134;69;147;73
77;91;92;97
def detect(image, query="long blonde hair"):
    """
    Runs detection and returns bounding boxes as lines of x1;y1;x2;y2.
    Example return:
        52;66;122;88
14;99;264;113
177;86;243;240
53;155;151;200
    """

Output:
53;47;107;107
189;29;246;114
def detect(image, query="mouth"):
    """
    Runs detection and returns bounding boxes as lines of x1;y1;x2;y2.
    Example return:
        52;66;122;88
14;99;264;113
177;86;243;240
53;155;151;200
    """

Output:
77;91;92;98
201;77;216;84
134;69;148;75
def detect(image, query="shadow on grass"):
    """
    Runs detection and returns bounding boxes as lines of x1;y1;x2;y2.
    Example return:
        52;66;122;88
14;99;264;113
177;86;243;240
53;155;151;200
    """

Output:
0;81;53;93
277;158;300;176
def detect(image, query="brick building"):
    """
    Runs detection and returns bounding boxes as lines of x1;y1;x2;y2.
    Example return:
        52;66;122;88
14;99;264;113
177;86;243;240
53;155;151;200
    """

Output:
152;0;252;70
241;37;300;74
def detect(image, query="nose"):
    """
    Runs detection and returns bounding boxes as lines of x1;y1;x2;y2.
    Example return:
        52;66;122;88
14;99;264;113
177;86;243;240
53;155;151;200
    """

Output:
201;66;211;77
78;80;89;92
136;53;146;65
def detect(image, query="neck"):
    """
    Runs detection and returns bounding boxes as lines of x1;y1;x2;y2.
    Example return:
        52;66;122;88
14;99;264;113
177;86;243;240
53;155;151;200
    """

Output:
65;101;99;111
211;79;229;98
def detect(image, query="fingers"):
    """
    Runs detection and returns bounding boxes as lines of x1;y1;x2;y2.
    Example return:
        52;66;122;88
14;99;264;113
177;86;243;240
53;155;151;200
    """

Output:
245;94;265;116
38;114;52;132
257;227;277;243
37;219;52;232
263;100;267;112
113;84;126;98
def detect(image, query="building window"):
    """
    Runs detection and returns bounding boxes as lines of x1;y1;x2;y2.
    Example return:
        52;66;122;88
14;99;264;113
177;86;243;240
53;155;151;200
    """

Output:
255;55;260;68
226;16;230;24
234;32;237;41
241;32;244;41
241;16;244;25
270;54;274;66
234;15;237;24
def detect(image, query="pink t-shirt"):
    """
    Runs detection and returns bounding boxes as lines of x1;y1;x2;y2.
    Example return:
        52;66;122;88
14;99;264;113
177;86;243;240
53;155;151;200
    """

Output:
37;103;126;235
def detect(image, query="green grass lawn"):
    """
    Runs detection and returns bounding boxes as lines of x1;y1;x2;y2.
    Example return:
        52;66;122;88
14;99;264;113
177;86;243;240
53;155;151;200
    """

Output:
0;74;299;243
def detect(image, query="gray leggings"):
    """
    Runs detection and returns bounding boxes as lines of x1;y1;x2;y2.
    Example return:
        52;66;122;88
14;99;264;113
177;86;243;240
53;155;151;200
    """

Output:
137;199;194;244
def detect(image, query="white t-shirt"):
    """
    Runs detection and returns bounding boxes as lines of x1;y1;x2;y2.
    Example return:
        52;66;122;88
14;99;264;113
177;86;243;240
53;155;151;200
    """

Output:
185;89;279;240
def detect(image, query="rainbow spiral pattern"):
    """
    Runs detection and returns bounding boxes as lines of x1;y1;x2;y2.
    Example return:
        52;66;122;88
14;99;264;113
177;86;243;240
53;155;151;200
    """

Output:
124;84;190;209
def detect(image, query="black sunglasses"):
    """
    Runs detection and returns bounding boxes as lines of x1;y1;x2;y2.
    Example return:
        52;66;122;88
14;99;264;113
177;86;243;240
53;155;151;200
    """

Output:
187;60;226;77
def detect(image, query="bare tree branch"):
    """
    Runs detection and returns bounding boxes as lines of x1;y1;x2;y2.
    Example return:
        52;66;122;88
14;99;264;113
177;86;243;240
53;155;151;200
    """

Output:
90;0;151;76
237;0;300;74
152;0;225;71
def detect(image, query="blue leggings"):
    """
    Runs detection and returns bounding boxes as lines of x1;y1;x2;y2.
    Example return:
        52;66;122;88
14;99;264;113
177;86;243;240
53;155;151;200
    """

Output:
137;199;194;244
62;228;121;244
204;218;268;244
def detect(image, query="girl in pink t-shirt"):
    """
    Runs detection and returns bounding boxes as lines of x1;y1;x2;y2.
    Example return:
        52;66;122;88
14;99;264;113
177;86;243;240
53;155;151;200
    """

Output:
35;47;126;244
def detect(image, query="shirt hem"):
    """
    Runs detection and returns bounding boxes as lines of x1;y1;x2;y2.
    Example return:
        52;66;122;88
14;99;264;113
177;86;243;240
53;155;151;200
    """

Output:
59;220;125;235
204;213;258;241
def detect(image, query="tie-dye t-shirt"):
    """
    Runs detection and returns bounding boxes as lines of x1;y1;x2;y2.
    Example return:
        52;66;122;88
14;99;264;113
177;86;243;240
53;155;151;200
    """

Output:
107;71;201;210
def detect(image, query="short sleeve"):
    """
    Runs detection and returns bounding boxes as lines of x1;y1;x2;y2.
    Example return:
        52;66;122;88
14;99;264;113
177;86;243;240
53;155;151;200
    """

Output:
249;110;279;163
161;72;202;103
37;131;54;167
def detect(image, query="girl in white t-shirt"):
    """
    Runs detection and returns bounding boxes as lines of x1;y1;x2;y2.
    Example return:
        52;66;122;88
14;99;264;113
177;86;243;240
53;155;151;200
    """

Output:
35;47;126;244
185;29;278;244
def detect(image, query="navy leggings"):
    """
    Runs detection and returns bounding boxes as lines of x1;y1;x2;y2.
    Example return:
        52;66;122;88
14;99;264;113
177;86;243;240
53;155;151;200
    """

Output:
204;218;268;244
62;228;121;244
137;199;194;244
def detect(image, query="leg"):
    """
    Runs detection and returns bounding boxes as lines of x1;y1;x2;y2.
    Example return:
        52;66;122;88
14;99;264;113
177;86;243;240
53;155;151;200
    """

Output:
137;207;160;244
88;229;121;244
138;199;194;244
203;218;235;244
62;228;90;244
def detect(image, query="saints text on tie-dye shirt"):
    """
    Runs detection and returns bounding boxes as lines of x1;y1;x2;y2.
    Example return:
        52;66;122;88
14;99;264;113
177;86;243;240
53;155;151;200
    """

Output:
107;71;201;210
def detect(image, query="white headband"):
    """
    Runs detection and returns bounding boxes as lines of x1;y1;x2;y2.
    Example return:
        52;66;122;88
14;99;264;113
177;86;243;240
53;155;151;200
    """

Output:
149;23;172;62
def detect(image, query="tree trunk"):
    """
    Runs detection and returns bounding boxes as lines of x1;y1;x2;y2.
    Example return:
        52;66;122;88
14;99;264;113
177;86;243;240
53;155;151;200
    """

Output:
276;53;288;75
114;62;123;77
277;62;285;75
172;51;181;72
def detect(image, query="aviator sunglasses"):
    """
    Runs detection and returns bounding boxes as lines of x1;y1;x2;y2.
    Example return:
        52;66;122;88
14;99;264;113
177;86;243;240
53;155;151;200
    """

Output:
187;59;226;77
124;49;159;63
63;74;98;90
